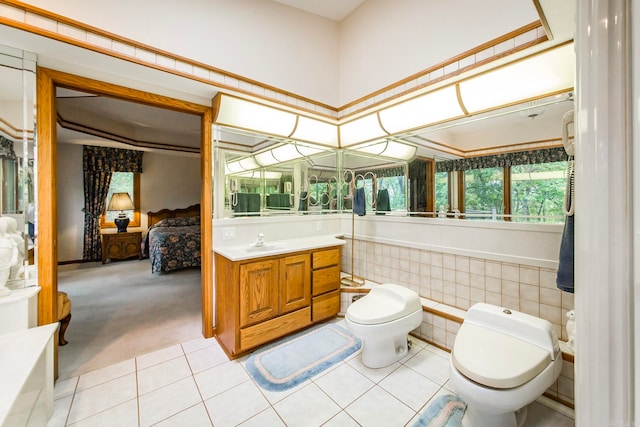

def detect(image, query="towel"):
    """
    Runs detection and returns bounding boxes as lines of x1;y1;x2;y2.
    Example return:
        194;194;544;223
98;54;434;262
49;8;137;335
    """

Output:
298;191;308;212
233;193;261;214
376;188;390;215
556;213;574;293
353;187;366;216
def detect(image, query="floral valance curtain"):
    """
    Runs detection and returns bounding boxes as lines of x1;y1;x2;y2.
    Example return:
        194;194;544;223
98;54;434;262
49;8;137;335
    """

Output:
0;136;17;160
82;146;143;261
83;145;143;173
436;147;568;173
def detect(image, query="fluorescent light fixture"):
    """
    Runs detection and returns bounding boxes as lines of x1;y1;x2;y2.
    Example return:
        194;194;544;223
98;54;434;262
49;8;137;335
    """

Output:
458;43;575;113
339;113;388;147
255;143;325;166
290;116;339;147
226;156;259;173
214;93;297;138
353;140;417;160
379;86;465;134
233;170;282;179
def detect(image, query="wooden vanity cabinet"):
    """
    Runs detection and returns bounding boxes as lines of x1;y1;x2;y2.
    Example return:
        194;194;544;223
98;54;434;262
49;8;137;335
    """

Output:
311;248;341;322
215;246;340;358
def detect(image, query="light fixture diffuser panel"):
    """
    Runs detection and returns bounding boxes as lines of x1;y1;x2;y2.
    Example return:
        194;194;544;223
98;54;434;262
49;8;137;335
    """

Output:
459;43;575;113
379;86;465;134
340;113;387;147
290;116;338;147
215;94;297;137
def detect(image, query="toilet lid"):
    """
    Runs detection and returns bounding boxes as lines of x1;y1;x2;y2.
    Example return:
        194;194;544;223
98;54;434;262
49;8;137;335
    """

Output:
452;323;551;389
347;293;413;324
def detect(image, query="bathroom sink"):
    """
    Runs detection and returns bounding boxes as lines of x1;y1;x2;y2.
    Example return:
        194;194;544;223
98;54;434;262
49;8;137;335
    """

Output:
244;244;285;253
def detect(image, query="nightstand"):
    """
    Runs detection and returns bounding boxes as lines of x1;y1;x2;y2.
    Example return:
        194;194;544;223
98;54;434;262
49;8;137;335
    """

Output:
101;230;142;264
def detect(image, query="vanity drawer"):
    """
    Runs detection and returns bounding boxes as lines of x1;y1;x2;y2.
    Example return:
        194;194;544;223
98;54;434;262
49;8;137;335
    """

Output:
312;290;340;322
312;265;340;296
312;248;340;269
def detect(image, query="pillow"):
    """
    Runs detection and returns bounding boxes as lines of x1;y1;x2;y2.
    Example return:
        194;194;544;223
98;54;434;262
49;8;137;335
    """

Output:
154;216;200;228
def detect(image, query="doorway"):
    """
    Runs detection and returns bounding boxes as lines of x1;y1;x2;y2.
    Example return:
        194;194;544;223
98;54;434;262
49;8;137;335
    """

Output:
36;67;214;377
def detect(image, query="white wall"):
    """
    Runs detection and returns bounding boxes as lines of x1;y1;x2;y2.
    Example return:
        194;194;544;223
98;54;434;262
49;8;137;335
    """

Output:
57;143;201;262
19;0;340;106
213;213;562;268
337;0;539;104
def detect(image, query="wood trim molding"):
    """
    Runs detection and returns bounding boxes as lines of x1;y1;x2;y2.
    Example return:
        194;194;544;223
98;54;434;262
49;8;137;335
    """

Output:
36;67;216;380
201;108;214;338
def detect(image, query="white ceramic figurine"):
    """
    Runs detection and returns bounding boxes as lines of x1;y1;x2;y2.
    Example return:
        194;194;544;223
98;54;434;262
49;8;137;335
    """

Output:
566;310;575;352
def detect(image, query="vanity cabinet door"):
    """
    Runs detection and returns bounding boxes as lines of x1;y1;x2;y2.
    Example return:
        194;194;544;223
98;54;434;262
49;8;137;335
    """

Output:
240;259;279;327
279;254;311;314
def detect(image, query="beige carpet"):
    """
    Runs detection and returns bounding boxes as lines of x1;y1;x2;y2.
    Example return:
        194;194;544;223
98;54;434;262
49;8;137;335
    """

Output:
57;260;203;380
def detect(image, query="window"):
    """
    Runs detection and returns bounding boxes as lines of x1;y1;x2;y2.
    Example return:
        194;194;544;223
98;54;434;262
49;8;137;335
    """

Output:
464;167;504;219
435;171;449;211
511;161;567;222
101;172;140;228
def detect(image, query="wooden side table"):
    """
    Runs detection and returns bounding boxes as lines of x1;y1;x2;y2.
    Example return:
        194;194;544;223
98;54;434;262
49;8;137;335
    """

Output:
101;231;142;264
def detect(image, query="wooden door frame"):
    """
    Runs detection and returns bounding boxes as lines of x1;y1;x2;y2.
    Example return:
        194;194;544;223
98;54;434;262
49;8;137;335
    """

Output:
36;68;214;370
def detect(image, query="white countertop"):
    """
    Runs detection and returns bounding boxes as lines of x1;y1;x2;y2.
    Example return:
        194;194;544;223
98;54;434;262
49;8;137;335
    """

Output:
0;286;40;305
214;235;346;261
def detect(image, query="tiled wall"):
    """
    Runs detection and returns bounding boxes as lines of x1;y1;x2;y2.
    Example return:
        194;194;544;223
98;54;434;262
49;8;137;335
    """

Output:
340;237;576;408
341;238;575;340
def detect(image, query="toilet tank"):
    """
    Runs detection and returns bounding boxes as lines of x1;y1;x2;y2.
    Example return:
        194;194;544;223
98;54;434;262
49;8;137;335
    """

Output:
463;303;560;360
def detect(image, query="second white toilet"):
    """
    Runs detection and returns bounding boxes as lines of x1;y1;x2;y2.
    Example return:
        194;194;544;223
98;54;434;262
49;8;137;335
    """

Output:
345;284;422;368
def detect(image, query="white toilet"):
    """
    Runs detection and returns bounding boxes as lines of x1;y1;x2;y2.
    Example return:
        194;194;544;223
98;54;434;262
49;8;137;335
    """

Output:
345;283;422;368
449;303;563;427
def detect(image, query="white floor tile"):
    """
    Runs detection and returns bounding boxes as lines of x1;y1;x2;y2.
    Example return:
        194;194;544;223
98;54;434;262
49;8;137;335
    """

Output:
273;383;341;427
238;407;286;427
403;348;450;385
154;403;213;427
53;377;78;401
345;386;415;427
525;401;574;427
67;398;138;427
347;356;400;383
378;365;441;411
322;410;361;427
137;356;192;395
313;363;374;408
75;359;136;392
46;395;72;427
205;380;270;427
136;344;184;370
138;376;202;427
185;344;230;374
181;336;219;354
67;373;137;424
194;359;251;400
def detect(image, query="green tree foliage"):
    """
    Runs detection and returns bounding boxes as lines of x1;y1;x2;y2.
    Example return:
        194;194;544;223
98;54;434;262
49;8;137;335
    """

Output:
465;167;503;215
511;161;566;222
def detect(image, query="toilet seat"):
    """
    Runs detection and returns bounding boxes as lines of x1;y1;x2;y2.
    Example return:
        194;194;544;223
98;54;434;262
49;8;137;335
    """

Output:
452;323;551;389
346;284;422;325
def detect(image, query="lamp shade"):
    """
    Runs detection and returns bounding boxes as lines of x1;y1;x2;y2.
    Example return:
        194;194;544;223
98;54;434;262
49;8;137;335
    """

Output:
107;193;135;212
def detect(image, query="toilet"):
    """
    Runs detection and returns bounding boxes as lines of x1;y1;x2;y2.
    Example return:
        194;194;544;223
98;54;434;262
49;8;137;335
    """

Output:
345;283;422;368
449;303;563;427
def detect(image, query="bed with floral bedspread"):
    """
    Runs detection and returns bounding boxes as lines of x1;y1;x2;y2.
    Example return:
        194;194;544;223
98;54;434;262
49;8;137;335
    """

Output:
142;205;201;274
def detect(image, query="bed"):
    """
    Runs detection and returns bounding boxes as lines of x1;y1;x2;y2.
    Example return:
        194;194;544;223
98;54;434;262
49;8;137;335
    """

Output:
143;204;201;274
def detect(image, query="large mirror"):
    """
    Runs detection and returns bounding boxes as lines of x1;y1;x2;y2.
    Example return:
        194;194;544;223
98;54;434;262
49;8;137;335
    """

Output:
213;91;574;224
0;45;37;290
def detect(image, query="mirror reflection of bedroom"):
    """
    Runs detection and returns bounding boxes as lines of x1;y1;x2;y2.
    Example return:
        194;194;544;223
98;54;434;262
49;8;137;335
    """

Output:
55;88;204;380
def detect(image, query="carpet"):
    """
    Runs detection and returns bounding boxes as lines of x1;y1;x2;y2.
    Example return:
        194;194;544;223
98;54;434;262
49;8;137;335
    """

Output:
246;323;361;391
412;394;466;427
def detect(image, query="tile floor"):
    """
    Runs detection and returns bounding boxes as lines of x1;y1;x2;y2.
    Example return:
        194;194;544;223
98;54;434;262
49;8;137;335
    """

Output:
47;319;575;427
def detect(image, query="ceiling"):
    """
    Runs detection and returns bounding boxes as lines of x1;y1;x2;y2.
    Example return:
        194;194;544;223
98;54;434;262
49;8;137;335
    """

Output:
269;0;366;21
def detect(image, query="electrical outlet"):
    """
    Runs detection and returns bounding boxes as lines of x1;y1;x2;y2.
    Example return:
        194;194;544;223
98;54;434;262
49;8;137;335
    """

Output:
222;227;236;240
315;221;323;232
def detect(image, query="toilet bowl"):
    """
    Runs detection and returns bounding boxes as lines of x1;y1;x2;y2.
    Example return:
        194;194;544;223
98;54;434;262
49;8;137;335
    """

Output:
449;303;563;427
345;284;422;368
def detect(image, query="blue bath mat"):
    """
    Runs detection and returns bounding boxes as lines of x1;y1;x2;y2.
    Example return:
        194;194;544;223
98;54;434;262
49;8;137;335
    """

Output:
412;394;466;427
246;323;361;391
